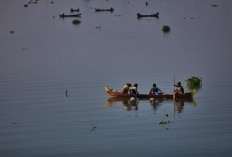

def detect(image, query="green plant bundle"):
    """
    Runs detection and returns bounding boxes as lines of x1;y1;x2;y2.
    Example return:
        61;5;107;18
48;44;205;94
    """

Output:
185;76;202;89
72;19;81;25
162;25;170;33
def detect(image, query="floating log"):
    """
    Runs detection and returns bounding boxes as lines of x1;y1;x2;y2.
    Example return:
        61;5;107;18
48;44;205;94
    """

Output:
59;13;81;18
137;12;159;19
95;7;114;12
70;8;80;13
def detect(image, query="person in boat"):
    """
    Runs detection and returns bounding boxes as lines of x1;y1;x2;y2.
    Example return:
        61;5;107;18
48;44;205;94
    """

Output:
130;83;139;97
121;83;132;93
174;82;184;94
149;83;164;95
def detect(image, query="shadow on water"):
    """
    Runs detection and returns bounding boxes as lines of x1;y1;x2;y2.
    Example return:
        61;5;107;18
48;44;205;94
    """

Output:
105;97;196;113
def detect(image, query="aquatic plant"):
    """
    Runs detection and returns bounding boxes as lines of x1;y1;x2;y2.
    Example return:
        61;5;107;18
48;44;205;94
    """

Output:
158;114;173;130
211;4;218;7
162;25;170;33
72;19;81;25
158;120;171;125
90;123;97;132
185;76;202;90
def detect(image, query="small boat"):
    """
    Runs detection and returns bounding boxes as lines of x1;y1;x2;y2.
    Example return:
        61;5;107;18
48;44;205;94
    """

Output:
95;7;114;12
137;12;159;19
71;8;80;13
59;13;81;18
105;86;194;100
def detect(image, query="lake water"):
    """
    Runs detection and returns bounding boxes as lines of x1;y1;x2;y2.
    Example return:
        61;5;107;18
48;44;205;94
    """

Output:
1;0;232;156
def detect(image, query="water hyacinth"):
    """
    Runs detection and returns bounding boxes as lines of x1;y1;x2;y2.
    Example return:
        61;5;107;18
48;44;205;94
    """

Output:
72;19;81;25
185;76;202;90
162;25;170;33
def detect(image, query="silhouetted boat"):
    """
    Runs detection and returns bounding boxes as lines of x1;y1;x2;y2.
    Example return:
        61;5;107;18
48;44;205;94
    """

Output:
137;12;159;18
70;8;80;13
59;13;81;18
95;8;114;12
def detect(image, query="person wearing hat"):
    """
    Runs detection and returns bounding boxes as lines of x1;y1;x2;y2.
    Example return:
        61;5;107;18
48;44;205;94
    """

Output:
149;83;164;95
174;82;184;94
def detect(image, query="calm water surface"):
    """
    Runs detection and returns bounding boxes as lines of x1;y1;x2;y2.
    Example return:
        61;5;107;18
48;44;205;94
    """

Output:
0;0;232;156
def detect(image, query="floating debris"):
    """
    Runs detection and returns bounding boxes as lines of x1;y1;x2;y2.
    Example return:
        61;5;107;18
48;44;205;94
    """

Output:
183;17;194;20
115;14;122;17
72;19;81;25
24;0;40;7
90;123;97;132
10;30;14;34
162;25;170;33
158;120;171;125
211;4;218;7
137;12;159;19
95;26;101;30
29;1;38;4
65;89;68;97
146;2;148;6
46;0;54;4
158;114;173;130
95;7;114;12
21;48;28;51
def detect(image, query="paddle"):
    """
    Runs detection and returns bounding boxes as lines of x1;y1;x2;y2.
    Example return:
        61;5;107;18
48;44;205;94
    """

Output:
173;76;176;99
173;76;176;120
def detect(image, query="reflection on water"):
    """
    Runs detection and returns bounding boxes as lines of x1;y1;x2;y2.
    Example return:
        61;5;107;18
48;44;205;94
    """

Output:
106;97;139;111
123;97;139;111
105;97;196;113
174;98;197;113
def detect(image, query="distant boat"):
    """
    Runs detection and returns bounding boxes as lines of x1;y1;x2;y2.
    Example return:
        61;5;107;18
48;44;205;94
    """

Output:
70;8;80;13
95;7;114;12
59;13;81;18
137;12;159;18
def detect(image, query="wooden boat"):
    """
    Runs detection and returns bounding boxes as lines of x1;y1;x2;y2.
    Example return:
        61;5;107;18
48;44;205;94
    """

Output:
95;8;114;12
59;13;81;18
105;86;194;100
71;8;80;13
137;12;159;19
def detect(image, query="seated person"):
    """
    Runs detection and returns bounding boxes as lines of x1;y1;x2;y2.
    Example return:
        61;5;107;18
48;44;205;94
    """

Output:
149;83;164;95
174;82;184;94
130;83;139;97
121;83;131;93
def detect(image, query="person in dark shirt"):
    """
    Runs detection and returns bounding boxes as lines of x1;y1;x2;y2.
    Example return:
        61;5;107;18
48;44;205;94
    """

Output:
149;83;164;95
